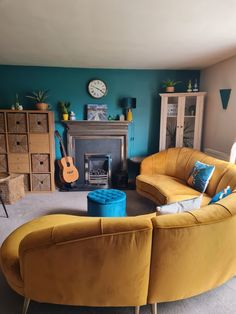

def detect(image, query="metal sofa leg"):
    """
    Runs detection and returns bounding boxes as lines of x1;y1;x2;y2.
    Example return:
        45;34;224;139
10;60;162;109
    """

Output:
151;303;157;314
135;305;140;314
22;298;30;314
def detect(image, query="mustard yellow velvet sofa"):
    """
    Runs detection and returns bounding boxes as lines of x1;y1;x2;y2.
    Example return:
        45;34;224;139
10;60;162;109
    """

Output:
136;147;236;206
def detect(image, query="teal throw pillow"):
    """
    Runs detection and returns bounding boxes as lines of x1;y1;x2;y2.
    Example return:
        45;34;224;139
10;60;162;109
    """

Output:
209;186;231;204
187;161;215;193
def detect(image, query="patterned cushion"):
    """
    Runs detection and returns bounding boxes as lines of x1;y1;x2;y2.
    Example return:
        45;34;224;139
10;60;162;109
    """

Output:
157;195;203;215
187;161;215;193
209;186;232;204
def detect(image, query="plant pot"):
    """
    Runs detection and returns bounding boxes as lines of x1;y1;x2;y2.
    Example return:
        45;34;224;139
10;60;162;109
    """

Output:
36;103;49;110
166;86;175;93
62;113;69;121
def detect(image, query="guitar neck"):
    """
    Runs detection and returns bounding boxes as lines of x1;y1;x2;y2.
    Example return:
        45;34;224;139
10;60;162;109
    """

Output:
55;131;68;159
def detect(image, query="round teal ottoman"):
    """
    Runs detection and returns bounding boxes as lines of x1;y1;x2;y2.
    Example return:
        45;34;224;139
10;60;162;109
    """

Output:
87;189;126;217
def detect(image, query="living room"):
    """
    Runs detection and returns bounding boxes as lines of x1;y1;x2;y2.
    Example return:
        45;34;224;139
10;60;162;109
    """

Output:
1;1;236;314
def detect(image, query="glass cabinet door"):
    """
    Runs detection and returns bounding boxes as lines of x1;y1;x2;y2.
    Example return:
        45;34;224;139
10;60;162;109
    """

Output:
165;96;179;149
182;96;197;148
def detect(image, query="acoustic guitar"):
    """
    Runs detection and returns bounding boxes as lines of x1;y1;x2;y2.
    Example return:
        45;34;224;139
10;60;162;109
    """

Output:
55;130;79;183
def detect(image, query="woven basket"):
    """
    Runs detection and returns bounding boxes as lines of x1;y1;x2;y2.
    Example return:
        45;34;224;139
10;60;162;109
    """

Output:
0;174;25;204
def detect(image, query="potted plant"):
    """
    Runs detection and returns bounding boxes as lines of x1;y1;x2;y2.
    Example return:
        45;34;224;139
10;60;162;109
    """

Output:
26;90;50;110
59;101;71;120
162;79;181;93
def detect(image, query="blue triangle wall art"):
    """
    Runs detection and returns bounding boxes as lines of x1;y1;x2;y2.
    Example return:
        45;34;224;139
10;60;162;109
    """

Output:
219;89;231;110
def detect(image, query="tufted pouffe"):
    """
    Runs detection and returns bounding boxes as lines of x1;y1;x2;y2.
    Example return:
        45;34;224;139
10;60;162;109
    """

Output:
87;189;126;217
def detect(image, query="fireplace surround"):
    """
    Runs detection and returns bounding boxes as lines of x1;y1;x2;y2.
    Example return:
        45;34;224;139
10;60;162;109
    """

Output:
63;121;129;188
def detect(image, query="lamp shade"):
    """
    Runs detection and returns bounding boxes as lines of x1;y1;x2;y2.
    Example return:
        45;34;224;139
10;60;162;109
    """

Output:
121;97;136;109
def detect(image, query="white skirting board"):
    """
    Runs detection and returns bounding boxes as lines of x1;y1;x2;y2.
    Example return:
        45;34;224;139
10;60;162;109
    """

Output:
204;148;229;161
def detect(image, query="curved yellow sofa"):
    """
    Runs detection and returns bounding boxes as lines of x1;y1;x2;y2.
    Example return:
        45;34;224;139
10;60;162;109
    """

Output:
136;147;236;206
1;148;236;314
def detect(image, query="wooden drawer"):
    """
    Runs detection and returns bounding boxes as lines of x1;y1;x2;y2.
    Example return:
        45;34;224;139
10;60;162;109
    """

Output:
29;113;49;133
0;155;7;172
8;134;28;153
0;113;5;132
8;154;29;173
32;173;51;191
0;134;6;153
7;113;27;133
29;134;50;153
31;154;50;172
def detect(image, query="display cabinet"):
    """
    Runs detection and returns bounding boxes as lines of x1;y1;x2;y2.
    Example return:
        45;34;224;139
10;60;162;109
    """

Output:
159;92;206;151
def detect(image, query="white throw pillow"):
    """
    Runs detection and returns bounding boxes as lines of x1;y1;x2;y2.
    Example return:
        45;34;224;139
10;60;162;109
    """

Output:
157;195;203;215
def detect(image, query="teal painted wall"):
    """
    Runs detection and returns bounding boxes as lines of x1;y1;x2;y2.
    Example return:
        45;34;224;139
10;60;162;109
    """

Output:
0;65;200;159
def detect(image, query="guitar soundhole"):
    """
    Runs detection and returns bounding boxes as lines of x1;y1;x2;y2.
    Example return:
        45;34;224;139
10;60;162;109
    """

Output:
40;161;44;165
66;162;71;167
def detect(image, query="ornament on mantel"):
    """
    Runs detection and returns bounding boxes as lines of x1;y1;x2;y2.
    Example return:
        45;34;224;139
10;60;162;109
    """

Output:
187;80;192;92
193;79;199;92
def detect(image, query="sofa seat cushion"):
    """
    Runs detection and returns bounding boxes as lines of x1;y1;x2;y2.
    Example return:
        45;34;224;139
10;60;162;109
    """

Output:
136;174;211;206
0;214;84;295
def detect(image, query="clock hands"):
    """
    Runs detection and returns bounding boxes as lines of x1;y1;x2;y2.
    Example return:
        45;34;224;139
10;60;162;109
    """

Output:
93;86;105;93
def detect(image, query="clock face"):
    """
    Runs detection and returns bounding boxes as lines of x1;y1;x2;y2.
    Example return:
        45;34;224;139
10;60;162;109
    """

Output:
88;79;107;98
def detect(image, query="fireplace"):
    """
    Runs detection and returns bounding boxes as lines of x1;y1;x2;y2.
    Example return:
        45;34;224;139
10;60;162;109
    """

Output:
64;121;129;188
84;153;112;188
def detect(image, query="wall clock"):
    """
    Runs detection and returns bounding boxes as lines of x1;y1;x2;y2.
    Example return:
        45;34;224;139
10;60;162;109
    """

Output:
88;79;107;98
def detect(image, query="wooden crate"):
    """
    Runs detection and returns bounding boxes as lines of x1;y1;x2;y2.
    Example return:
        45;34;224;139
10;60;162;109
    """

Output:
29;113;49;133
0;134;6;153
0;174;25;204
32;154;50;172
0;113;5;132
7;113;27;133
32;173;51;191
0;155;7;172
8;134;28;153
8;154;29;173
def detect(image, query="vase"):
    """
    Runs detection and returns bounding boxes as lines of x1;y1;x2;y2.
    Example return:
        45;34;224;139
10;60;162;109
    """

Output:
166;86;174;93
127;109;133;122
62;113;69;121
36;103;48;110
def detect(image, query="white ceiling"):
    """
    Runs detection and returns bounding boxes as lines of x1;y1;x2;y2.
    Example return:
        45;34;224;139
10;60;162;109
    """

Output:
1;0;236;69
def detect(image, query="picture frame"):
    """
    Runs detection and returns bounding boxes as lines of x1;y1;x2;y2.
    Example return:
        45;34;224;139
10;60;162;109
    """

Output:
86;104;108;121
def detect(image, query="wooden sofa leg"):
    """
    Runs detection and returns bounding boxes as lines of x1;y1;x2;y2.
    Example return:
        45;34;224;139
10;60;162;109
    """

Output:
135;305;140;314
151;303;157;314
22;298;30;314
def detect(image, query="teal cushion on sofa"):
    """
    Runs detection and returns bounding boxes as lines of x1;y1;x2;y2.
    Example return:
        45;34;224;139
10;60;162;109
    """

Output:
187;161;215;193
209;186;231;204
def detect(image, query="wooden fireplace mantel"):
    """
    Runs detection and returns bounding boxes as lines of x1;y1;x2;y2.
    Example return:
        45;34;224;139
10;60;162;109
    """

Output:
62;120;129;136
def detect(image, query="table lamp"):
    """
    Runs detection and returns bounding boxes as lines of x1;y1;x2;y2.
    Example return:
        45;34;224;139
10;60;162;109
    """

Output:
121;97;136;121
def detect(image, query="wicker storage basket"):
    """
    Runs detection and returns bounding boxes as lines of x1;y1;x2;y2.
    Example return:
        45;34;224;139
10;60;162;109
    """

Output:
0;134;6;153
7;113;27;133
32;173;51;191
29;113;49;133
31;154;50;172
8;134;28;153
0;113;5;132
0;174;25;204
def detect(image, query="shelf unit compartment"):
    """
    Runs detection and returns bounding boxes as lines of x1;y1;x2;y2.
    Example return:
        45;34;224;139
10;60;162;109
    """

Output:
0;113;5;132
29;113;49;133
23;174;30;191
8;153;30;173
32;173;51;191
31;154;50;173
0;134;6;153
7;113;27;133
8;134;28;153
0;154;7;172
29;134;50;153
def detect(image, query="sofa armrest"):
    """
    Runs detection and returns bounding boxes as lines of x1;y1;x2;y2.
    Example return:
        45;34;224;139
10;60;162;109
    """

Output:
140;150;167;175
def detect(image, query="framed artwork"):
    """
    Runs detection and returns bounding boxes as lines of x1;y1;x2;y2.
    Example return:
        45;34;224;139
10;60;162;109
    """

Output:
87;104;108;121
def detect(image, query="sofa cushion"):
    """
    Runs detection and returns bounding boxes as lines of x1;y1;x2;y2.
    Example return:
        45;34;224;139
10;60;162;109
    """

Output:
187;161;215;193
136;174;211;205
209;186;232;204
157;195;203;215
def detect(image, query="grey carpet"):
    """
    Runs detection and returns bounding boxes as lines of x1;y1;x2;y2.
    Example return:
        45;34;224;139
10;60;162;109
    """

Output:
0;190;236;314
